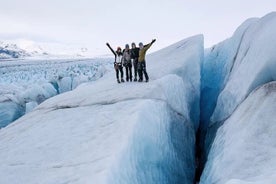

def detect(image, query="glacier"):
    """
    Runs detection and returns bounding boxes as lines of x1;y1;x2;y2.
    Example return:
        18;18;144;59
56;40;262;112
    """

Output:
200;82;276;184
199;12;276;184
0;11;276;184
0;58;111;128
0;35;203;184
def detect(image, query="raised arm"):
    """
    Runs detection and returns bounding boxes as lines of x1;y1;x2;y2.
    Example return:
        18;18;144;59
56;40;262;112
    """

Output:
144;39;156;51
106;43;116;56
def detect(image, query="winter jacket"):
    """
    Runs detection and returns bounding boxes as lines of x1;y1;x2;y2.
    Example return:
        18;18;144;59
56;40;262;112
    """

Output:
130;47;139;59
115;52;123;65
138;42;153;62
106;43;122;65
122;49;131;65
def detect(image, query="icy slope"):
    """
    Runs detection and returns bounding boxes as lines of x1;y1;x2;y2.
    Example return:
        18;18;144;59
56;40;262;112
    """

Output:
200;82;276;184
0;35;203;184
198;12;276;184
210;12;276;124
200;12;276;156
200;17;257;129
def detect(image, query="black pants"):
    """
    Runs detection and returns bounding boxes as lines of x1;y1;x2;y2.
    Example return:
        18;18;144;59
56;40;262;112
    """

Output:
132;58;138;79
115;64;123;80
138;61;148;81
124;62;132;81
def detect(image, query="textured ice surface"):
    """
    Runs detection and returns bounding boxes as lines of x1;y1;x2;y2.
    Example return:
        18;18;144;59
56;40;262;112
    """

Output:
0;58;111;127
200;82;276;184
211;12;276;123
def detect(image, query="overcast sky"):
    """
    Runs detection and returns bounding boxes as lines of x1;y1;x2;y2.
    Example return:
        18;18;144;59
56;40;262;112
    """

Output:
0;0;275;56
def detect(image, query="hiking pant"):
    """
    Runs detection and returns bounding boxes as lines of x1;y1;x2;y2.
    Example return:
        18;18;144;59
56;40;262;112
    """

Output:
132;58;138;79
138;60;148;81
115;64;123;80
124;62;132;81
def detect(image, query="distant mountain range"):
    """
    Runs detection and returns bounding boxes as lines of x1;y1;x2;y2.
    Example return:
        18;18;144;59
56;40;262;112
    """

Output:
0;40;89;59
0;42;31;59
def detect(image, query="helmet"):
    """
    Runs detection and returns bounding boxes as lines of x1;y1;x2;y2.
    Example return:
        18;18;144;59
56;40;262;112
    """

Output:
131;42;136;47
117;47;121;51
139;42;143;47
125;44;129;49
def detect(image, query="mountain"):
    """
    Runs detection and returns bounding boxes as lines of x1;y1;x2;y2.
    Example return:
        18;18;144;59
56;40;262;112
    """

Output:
0;40;92;59
0;12;275;184
0;41;30;59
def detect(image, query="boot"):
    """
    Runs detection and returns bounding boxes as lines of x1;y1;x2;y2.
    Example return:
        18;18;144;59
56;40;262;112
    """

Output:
121;79;125;83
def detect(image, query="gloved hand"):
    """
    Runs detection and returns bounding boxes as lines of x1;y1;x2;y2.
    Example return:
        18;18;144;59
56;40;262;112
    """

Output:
151;39;156;44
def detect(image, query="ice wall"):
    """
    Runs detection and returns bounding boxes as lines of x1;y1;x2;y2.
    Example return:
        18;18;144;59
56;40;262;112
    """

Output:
211;12;276;124
200;82;276;184
201;12;276;156
199;12;276;184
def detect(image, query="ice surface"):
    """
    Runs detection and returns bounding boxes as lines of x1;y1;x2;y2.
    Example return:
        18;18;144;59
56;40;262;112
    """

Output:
200;18;257;129
211;12;276;123
0;58;112;127
200;12;276;164
200;82;276;184
0;35;203;184
0;98;24;128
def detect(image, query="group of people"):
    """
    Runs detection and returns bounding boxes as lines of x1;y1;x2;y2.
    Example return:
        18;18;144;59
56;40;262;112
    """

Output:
106;39;156;83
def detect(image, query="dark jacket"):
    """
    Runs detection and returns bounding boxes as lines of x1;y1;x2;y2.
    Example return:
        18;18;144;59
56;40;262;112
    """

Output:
130;47;139;59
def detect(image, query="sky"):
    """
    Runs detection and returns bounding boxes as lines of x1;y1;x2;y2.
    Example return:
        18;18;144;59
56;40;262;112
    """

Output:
0;0;275;56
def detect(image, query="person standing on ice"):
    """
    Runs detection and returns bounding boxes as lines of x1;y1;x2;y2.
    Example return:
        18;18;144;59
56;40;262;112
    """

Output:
122;44;132;82
130;42;139;82
106;43;125;83
137;39;156;82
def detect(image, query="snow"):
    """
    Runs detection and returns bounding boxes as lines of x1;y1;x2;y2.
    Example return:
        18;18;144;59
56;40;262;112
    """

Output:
200;82;276;184
0;58;112;128
0;35;203;184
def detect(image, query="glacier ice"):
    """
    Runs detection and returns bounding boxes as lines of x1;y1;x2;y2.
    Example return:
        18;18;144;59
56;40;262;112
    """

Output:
200;17;257;129
200;12;276;164
0;35;203;184
0;11;275;184
0;97;24;128
200;82;276;184
0;58;111;128
211;12;276;124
